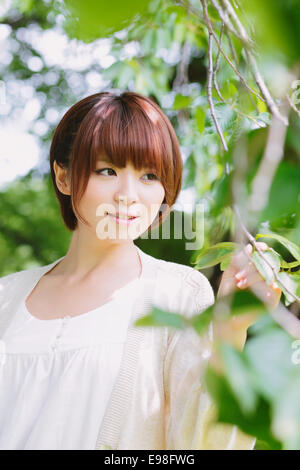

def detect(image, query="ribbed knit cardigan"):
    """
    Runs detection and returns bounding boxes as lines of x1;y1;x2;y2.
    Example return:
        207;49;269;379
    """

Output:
0;246;256;450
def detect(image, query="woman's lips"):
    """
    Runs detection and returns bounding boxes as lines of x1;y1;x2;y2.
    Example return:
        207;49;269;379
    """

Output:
107;213;140;224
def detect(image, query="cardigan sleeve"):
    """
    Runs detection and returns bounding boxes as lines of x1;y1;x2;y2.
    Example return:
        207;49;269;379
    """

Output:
163;270;257;450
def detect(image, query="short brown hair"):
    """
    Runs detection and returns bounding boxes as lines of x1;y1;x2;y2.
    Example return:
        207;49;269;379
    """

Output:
49;91;183;232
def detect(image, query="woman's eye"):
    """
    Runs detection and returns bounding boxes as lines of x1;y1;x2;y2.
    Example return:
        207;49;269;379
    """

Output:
94;168;158;181
95;168;115;176
143;173;159;181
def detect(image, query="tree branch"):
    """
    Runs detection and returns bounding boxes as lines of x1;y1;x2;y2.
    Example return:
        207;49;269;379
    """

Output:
210;0;255;49
200;0;265;103
212;21;224;101
207;32;228;151
219;0;289;126
286;92;300;119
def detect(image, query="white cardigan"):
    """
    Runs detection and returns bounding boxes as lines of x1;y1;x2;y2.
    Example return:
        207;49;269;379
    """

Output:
0;246;256;450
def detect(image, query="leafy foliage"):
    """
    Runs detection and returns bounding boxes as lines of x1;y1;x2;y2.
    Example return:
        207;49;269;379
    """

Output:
205;315;300;450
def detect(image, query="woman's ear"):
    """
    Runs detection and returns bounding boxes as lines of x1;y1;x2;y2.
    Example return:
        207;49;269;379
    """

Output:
53;160;71;196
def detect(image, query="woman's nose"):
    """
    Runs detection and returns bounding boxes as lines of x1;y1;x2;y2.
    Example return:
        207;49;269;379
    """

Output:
115;194;137;206
114;179;139;206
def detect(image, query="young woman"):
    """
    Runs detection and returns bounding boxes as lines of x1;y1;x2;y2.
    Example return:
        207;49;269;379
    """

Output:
0;91;280;450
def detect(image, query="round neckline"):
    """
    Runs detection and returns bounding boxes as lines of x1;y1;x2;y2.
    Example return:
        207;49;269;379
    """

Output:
24;244;146;322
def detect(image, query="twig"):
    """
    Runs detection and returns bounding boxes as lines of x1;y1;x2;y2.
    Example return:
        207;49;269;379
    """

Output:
212;21;224;100
234;204;300;304
207;32;228;151
200;0;265;103
210;0;255;49
211;85;266;128
246;51;289;126
231;109;265;128
286;92;300;118
210;28;265;128
219;0;253;46
220;0;289;126
225;29;259;112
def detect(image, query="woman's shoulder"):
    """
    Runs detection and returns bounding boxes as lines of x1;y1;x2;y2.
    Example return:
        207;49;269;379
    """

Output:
0;266;37;299
0;255;65;283
0;263;44;283
158;256;213;286
0;258;59;301
141;250;215;317
0;268;33;310
0;267;31;287
144;250;214;293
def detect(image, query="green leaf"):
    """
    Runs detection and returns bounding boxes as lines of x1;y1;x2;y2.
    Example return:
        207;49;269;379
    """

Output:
62;0;151;42
257;99;267;113
195;107;205;133
173;21;186;44
98;443;113;450
156;28;171;49
208;103;238;132
254;439;274;450
251;249;281;285
273;373;300;450
117;64;135;89
245;326;296;402
256;233;300;262
257;112;271;125
14;0;33;13
189;305;213;335
273;248;300;269
204;366;281;449
231;289;268;316
220;257;232;271
279;260;300;269
220;343;258;414
277;271;299;306
173;94;192;110
134;306;187;329
182;153;196;190
211;174;232;212
140;29;156;54
193;242;240;269
221;82;237;100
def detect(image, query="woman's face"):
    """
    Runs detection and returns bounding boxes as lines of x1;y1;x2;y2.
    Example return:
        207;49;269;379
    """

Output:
76;155;166;241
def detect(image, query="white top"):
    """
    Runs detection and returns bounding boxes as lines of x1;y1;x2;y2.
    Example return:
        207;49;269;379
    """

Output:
0;274;143;450
0;248;257;450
